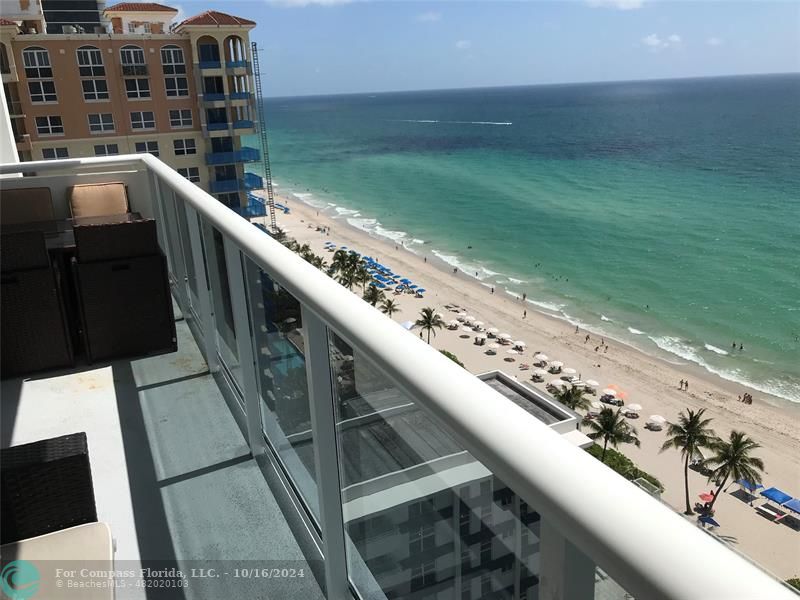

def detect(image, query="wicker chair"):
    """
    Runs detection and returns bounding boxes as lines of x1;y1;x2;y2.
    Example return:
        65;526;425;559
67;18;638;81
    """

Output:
1;432;97;544
72;220;177;363
1;231;74;377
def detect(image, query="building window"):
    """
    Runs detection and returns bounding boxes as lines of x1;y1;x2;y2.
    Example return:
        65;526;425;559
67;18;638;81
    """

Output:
82;79;109;101
127;23;136;33
143;22;151;33
130;111;155;130
169;109;192;128
120;45;145;65
125;78;151;99
135;141;159;156
173;139;196;155
217;192;239;206
165;76;188;97
88;113;114;133
177;167;200;183
28;80;57;103
77;46;104;76
35;116;63;136
22;47;52;78
42;147;68;160
94;144;119;156
161;45;186;74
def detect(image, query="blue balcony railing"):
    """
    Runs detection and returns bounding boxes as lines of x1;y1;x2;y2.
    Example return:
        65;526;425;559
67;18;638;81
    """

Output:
229;92;251;100
233;119;254;129
205;147;260;165
206;122;229;132
210;172;263;193
198;61;221;69
226;60;248;69
232;196;267;218
203;93;226;102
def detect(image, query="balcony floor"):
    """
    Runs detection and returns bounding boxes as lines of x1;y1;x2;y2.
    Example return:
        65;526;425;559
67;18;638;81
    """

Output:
1;312;324;600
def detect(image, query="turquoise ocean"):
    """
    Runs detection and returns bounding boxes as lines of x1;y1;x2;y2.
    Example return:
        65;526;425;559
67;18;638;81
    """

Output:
247;74;800;403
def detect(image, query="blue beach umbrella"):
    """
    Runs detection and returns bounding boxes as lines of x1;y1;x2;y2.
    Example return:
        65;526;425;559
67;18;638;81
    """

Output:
416;288;426;293
375;283;386;288
400;278;411;283
409;284;418;289
699;515;720;527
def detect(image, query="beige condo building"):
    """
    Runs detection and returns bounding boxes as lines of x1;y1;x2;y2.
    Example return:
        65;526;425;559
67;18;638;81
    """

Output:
0;1;262;209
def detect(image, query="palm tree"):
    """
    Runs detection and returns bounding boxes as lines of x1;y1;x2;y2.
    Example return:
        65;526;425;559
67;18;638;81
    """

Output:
363;285;385;306
583;407;640;463
380;298;400;318
704;430;764;511
552;386;591;412
336;268;356;290
354;265;372;294
660;408;717;515
415;307;445;344
328;250;350;278
309;255;327;271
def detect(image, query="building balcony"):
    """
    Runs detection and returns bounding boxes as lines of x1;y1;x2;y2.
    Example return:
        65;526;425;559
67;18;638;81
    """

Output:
206;147;260;165
199;61;222;70
233;119;254;130
121;64;148;76
205;122;229;132
210;173;262;193
226;60;249;69
203;93;226;102
229;92;252;101
0;155;792;600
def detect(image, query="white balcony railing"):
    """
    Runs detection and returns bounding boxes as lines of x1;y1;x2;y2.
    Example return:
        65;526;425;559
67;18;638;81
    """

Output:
0;155;794;600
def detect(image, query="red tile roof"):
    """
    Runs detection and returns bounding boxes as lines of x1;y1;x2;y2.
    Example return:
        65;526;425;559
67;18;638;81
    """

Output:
0;18;19;26
104;2;178;12
177;10;255;27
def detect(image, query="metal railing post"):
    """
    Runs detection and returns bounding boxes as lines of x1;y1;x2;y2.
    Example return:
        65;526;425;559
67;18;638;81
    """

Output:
184;203;219;373
301;308;349;600
222;239;266;457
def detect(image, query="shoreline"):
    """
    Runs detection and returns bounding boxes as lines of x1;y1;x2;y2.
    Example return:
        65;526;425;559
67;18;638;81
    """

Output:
255;189;800;577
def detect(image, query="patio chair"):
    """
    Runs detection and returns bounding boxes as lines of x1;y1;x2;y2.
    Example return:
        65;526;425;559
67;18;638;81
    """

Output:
0;187;55;224
1;231;74;377
1;432;97;544
67;182;129;218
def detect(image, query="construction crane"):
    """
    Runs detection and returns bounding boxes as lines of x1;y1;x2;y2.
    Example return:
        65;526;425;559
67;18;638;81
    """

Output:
251;41;277;232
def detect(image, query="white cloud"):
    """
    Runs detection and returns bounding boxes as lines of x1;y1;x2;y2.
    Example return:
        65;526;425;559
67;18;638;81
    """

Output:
265;0;353;6
707;37;724;46
641;33;682;51
416;11;442;22
455;39;472;50
587;0;644;11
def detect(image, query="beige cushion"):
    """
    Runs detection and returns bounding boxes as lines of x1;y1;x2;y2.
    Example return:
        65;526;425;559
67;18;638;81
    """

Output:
68;182;129;218
0;187;55;224
0;522;114;599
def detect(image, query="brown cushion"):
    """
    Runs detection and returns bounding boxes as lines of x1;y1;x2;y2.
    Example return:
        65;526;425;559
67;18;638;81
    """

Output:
0;187;55;224
68;183;129;218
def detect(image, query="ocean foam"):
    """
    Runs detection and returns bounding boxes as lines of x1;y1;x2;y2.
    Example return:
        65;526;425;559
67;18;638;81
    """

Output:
627;327;646;335
334;207;360;216
394;119;512;126
291;192;313;199
508;277;526;284
527;299;566;313
600;315;613;322
704;344;730;356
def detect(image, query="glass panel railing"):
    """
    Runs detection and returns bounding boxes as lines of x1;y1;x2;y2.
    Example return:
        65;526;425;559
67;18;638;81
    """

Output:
243;256;319;520
201;220;242;392
328;330;542;600
595;567;634;600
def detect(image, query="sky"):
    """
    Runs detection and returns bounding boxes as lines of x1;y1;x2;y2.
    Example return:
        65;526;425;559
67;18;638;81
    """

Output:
174;0;800;97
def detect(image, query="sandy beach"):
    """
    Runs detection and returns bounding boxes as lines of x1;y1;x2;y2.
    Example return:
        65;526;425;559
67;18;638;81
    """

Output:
256;191;800;579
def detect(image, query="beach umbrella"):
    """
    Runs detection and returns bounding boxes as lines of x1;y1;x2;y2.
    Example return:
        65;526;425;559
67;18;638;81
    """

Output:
448;319;459;327
534;353;548;362
602;388;617;397
488;342;500;349
474;321;484;327
550;360;564;368
549;379;565;388
698;492;715;503
476;333;487;340
498;333;512;340
648;415;666;425
589;401;603;411
375;283;386;288
627;403;642;412
514;340;526;348
400;320;414;330
400;278;411;283
585;379;599;388
461;326;474;332
409;284;418;289
699;515;720;528
562;367;577;376
506;349;519;355
340;246;348;250
416;288;426;293
487;327;499;334
533;368;548;377
465;315;476;322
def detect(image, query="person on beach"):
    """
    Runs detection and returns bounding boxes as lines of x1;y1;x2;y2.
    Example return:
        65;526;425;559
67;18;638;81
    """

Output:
604;346;608;353
523;310;527;319
585;334;590;343
685;380;689;392
732;341;736;349
575;325;579;334
491;287;494;294
595;346;600;352
739;343;743;351
522;293;527;301
424;257;427;263
680;379;685;390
